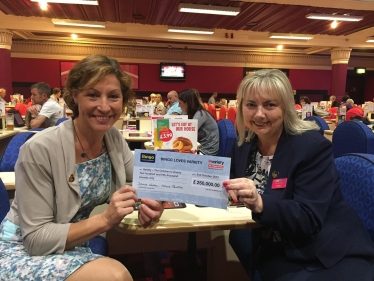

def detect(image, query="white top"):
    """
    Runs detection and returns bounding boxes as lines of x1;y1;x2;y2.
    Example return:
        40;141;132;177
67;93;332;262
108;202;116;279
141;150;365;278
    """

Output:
39;99;63;127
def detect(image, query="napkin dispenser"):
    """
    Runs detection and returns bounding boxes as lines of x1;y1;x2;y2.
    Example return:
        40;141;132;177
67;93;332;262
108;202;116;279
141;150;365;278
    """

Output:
0;115;5;129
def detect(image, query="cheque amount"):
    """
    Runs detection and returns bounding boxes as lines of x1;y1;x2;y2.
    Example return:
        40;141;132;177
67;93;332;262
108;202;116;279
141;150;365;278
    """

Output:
192;179;221;188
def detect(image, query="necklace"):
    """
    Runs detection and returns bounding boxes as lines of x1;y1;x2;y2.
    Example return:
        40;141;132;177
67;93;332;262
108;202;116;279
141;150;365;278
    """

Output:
73;121;105;160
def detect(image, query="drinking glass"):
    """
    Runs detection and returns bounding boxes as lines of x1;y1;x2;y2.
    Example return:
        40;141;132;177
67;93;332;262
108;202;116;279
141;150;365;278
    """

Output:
6;113;14;130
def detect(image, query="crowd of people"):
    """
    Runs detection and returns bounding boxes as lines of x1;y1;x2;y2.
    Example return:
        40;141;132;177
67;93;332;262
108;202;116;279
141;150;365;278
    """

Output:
1;56;374;280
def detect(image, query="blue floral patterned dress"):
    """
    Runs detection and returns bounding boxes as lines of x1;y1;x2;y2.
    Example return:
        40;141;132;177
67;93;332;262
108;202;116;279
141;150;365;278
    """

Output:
0;152;111;281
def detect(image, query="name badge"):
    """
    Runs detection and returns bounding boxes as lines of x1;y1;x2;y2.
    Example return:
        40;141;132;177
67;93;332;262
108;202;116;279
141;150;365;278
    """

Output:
271;178;287;189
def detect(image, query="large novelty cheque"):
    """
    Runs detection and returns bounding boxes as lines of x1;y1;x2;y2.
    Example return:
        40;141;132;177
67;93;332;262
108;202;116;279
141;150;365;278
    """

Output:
133;150;231;209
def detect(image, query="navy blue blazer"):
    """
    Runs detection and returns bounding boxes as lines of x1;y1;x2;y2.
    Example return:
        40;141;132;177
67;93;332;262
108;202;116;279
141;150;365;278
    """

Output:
229;129;374;270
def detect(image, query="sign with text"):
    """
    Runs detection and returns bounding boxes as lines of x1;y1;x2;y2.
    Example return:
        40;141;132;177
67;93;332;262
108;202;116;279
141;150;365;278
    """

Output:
153;118;198;153
133;149;231;209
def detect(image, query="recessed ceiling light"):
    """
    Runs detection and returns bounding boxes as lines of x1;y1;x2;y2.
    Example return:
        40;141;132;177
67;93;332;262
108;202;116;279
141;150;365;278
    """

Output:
269;33;313;40
31;0;98;5
331;20;339;29
277;45;283;50
52;19;105;28
168;26;214;35
306;13;363;22
71;34;78;39
178;3;240;16
366;37;374;43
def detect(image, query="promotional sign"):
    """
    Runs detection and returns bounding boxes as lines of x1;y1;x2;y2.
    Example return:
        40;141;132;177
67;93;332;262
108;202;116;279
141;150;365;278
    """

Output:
301;104;313;119
153;118;197;153
133;149;231;209
136;104;154;117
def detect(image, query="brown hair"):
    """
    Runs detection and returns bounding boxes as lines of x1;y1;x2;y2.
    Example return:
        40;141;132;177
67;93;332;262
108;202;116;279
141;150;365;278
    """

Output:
63;54;135;117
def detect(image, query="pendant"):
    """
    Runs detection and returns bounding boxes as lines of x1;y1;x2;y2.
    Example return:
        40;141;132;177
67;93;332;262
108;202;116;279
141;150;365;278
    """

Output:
81;152;87;158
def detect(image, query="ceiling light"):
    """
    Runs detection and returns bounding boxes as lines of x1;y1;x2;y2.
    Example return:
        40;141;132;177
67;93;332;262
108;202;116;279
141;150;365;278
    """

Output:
331;20;339;29
71;34;78;39
366;37;374;42
306;13;363;22
178;3;240;16
52;19;105;28
39;0;48;10
168;26;214;35
269;33;313;40
32;0;98;5
277;45;283;50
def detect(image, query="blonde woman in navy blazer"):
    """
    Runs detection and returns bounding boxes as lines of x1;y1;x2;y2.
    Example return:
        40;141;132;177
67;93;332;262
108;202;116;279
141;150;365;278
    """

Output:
224;69;374;281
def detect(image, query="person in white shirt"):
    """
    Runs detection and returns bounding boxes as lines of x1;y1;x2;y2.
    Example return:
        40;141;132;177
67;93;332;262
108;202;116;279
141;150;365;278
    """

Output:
25;82;63;128
50;87;62;102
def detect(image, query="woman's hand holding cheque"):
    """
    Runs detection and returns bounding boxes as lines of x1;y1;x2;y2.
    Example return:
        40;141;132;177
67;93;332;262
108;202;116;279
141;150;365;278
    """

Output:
224;178;264;214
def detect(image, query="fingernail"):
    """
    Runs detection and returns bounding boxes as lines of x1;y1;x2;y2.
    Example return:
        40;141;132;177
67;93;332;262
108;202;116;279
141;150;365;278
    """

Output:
223;181;227;187
234;199;238;203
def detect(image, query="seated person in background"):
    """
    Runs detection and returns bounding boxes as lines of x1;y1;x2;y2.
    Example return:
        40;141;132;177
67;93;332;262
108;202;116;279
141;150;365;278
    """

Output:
299;96;330;118
0;54;164;281
50;87;62;102
329;95;339;107
341;98;354;111
154;94;165;114
225;69;374;281
208;91;223;107
25;82;63;128
163;90;183;115
149;93;157;106
178;88;219;155
0;88;6;102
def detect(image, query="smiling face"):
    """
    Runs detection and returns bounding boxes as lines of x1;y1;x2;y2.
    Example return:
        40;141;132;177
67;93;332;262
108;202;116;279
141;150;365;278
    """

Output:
74;74;123;135
242;89;284;143
178;99;188;114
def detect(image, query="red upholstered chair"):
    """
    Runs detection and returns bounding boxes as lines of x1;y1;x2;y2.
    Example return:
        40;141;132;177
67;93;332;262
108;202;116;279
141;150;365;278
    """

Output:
346;106;364;121
15;103;27;116
219;105;228;120
328;107;338;119
227;106;237;126
208;104;217;121
203;102;209;110
295;104;302;110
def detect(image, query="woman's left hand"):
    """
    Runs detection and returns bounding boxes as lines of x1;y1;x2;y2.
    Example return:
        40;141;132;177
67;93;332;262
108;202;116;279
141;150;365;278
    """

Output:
224;178;264;213
138;199;164;227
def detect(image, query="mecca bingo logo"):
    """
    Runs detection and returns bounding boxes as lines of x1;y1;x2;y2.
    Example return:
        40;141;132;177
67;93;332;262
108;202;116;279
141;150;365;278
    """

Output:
208;159;224;169
140;153;156;163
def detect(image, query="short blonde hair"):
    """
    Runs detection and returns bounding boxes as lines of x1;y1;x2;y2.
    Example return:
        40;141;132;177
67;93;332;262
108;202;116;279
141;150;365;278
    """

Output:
236;69;319;146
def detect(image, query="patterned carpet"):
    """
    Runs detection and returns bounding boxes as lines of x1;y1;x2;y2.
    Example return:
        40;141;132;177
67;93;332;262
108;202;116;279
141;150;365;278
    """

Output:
110;250;207;281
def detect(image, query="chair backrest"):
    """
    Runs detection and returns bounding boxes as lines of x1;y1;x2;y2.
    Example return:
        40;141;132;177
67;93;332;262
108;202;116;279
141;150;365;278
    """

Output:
332;121;374;158
328;107;338;119
334;153;374;241
304;116;329;135
203;102;209;110
295;104;302;110
227;106;237;126
55;117;69;126
218;105;228;120
346;106;364;121
217;119;237;157
0;132;35;172
0;178;10;221
208;104;217;121
15;103;27;116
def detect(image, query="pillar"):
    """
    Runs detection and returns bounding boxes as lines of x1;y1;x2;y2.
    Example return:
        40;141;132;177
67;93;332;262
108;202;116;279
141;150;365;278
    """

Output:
330;48;352;102
0;29;13;102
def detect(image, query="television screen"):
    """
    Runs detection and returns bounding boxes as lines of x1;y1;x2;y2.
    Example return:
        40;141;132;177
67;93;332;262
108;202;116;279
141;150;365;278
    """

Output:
160;63;186;81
